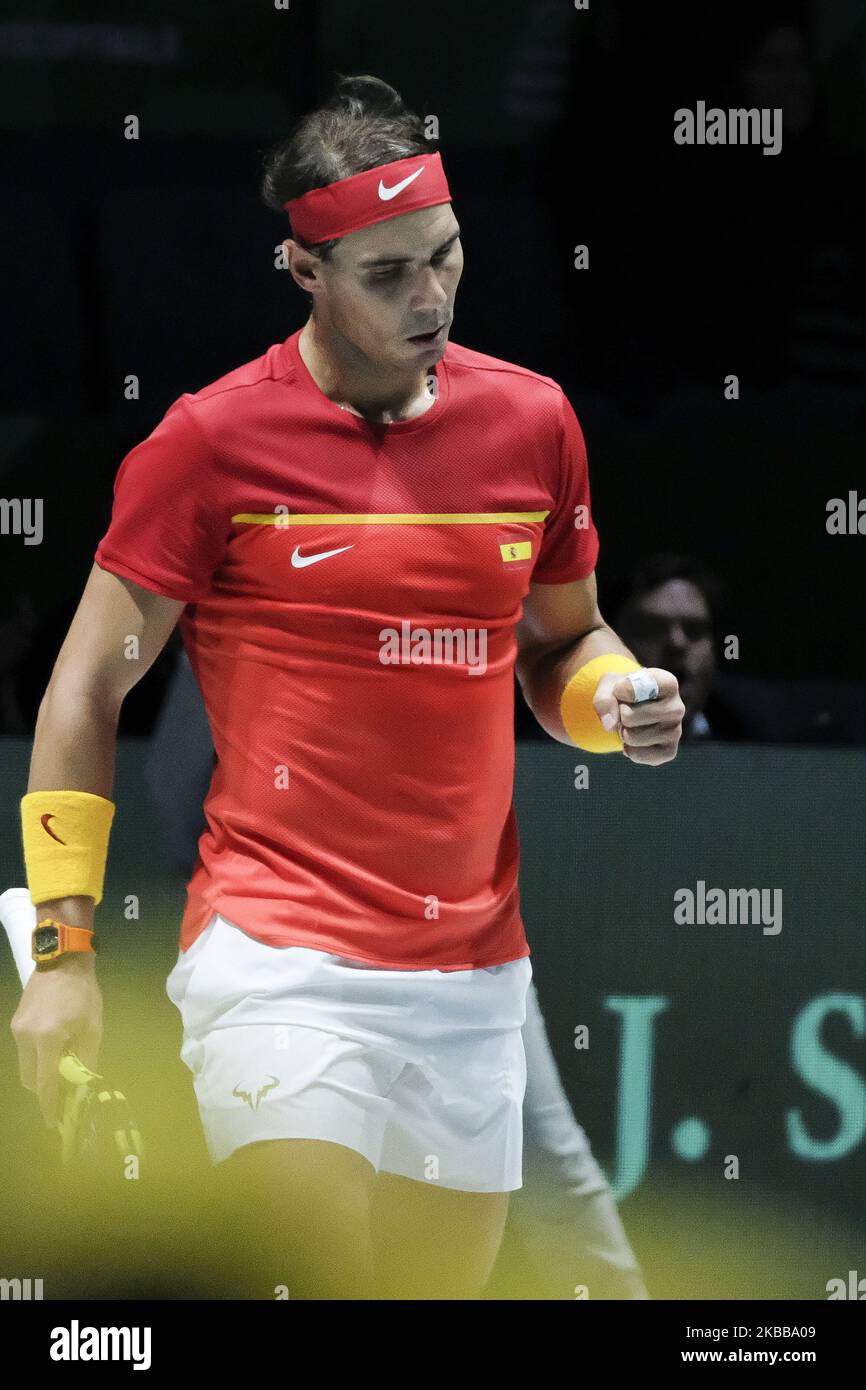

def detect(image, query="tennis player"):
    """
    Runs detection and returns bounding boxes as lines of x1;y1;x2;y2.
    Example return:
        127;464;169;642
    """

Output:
11;74;684;1299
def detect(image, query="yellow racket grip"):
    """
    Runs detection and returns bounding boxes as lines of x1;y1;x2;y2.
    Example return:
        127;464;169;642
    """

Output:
59;1051;103;1086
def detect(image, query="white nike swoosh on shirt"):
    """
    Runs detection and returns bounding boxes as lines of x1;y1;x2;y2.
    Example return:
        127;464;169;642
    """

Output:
378;167;424;200
290;544;354;568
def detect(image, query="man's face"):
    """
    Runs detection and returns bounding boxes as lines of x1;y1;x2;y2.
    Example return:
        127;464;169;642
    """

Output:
292;204;463;371
619;579;715;725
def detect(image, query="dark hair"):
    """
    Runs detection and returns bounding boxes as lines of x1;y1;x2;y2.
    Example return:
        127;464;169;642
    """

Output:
609;552;723;626
260;73;433;263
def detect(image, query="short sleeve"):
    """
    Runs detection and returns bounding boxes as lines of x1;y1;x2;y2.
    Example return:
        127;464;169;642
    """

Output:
94;396;228;603
532;390;600;584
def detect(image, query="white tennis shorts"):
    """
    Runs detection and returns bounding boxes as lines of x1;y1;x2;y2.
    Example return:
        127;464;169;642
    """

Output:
166;913;532;1192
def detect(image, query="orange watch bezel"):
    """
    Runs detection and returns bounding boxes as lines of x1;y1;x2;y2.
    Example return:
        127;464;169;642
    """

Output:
33;919;96;966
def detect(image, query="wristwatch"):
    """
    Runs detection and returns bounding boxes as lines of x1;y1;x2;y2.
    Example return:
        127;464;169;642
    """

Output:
32;919;96;969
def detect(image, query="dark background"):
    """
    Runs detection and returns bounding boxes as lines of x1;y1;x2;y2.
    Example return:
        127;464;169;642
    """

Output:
1;0;865;737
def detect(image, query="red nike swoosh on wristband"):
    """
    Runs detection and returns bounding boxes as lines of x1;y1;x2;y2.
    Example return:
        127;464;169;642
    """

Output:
40;813;66;844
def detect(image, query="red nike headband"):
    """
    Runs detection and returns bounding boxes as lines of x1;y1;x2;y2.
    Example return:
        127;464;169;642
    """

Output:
284;152;451;245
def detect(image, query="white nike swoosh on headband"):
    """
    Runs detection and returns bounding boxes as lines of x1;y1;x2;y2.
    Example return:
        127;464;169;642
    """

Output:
378;167;424;200
291;544;354;568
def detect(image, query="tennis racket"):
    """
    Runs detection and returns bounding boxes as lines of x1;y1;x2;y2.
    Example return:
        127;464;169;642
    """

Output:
1;887;143;1170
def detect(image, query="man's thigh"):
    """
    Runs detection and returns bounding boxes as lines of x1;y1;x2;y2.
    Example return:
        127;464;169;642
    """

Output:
371;1170;510;1299
219;1137;378;1299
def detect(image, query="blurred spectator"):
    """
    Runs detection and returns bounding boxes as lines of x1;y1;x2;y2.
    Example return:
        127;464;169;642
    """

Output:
514;553;723;739
605;552;866;744
610;553;728;739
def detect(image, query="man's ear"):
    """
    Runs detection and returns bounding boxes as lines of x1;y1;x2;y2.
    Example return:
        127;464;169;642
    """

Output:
284;239;319;297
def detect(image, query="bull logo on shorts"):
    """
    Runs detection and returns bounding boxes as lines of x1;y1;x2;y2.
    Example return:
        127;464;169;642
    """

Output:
232;1075;280;1111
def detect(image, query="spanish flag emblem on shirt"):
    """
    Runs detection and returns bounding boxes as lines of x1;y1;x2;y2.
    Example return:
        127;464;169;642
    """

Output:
496;528;535;572
499;540;532;563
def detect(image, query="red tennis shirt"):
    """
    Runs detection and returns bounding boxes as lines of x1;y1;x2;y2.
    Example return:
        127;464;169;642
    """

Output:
94;328;599;968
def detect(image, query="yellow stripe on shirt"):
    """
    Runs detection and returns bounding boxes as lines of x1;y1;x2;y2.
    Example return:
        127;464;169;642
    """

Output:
231;511;551;526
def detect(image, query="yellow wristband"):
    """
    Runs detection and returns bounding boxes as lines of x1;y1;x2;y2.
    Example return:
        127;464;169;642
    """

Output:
559;653;642;753
21;790;116;906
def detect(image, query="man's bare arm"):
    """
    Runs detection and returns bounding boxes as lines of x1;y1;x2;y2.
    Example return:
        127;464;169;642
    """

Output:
516;572;637;744
28;562;185;926
11;563;184;1123
516;572;685;763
